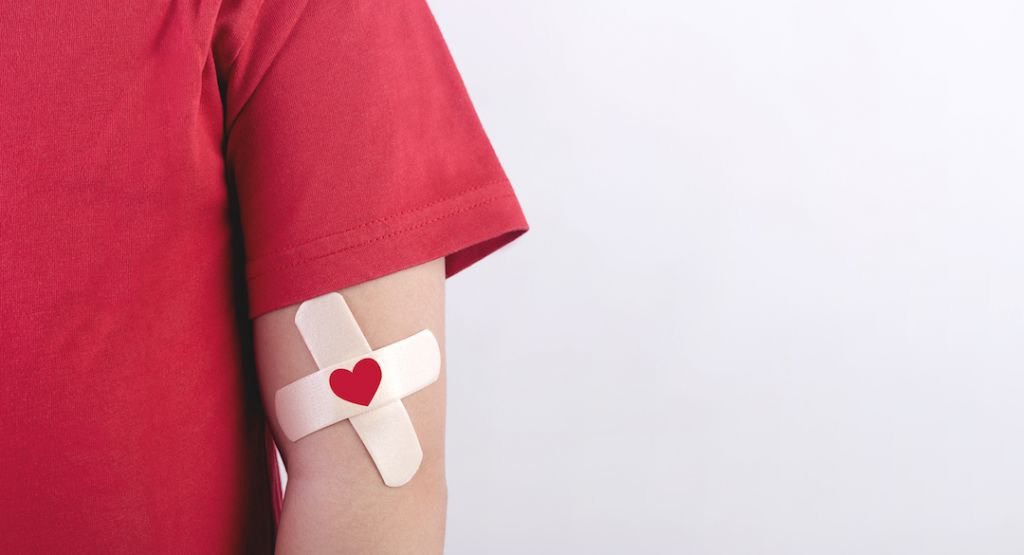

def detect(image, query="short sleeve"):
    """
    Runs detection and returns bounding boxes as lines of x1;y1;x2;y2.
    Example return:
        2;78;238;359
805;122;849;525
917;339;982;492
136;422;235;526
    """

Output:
214;0;529;318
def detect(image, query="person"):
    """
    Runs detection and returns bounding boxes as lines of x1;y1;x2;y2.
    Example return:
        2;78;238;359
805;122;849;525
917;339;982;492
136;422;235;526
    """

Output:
0;0;528;553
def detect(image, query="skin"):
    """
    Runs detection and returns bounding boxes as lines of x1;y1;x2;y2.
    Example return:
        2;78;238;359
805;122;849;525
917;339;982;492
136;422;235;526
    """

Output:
253;258;447;554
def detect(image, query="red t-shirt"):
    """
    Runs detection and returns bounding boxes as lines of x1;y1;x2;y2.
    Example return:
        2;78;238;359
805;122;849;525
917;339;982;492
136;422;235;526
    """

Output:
0;0;528;552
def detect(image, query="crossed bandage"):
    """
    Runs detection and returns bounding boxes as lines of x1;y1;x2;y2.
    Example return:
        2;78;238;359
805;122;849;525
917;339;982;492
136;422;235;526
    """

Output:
274;293;441;487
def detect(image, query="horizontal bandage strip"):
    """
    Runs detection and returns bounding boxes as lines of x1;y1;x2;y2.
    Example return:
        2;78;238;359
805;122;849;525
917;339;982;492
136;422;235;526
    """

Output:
275;328;441;443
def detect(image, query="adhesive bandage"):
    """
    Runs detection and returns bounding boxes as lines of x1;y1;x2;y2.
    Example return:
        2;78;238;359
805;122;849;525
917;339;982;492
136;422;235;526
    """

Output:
274;292;441;487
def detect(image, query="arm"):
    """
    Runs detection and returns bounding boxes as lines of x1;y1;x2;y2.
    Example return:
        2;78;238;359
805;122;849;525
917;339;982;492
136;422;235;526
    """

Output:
253;258;448;555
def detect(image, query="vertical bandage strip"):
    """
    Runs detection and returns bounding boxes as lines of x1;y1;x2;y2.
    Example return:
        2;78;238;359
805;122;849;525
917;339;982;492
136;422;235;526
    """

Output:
277;292;441;487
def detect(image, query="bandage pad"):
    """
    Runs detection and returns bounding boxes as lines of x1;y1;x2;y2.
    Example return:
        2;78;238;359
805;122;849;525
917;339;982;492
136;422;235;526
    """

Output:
274;292;441;487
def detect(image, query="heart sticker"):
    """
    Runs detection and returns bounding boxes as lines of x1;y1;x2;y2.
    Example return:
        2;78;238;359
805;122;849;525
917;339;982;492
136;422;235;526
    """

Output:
329;358;382;406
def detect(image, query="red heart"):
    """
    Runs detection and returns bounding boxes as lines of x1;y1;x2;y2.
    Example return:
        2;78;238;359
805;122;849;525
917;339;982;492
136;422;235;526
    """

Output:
329;358;382;406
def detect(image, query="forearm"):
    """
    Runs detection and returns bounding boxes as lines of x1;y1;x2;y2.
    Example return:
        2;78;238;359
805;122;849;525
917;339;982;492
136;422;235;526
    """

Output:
253;259;448;554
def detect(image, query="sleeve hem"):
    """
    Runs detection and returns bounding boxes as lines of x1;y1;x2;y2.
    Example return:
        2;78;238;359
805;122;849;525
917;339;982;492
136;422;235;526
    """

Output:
244;179;528;318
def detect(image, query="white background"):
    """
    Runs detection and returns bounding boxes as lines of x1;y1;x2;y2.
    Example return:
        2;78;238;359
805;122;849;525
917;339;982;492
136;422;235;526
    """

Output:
287;1;1024;553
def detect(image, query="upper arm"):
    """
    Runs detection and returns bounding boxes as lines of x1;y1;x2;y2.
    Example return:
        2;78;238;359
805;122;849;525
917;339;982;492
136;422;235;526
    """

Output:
253;258;447;554
216;2;528;546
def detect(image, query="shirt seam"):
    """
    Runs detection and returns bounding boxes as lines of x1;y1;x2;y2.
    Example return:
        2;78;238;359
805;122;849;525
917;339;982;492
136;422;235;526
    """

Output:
223;0;269;74
247;190;515;279
248;177;510;262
